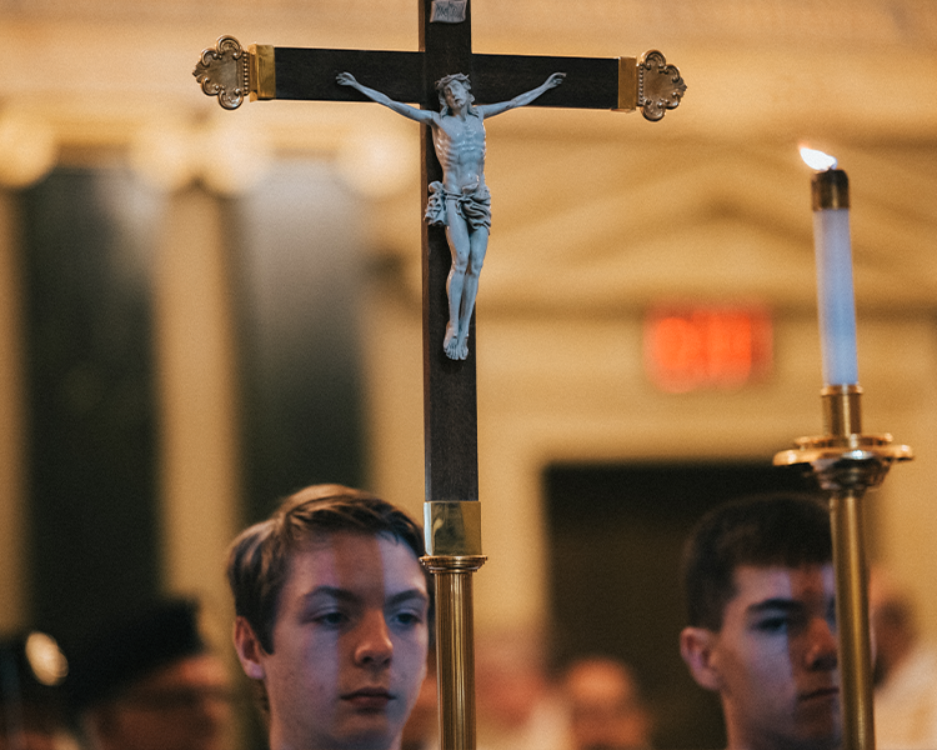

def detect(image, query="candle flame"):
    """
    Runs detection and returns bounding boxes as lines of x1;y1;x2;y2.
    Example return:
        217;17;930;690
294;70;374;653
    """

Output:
800;146;837;171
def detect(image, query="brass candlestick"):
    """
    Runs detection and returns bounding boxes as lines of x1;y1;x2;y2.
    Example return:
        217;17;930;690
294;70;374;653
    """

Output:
774;385;912;750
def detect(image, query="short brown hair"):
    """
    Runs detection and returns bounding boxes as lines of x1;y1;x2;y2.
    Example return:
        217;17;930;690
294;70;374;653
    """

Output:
226;484;427;653
682;493;832;631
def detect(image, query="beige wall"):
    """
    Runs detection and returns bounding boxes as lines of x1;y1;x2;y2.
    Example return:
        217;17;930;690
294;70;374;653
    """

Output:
0;0;935;649
153;188;242;624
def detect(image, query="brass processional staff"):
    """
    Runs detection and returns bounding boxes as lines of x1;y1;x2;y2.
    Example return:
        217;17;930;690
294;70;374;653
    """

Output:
192;2;684;749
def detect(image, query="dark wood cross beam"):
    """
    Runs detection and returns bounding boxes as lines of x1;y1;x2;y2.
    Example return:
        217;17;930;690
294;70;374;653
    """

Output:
264;49;619;111
195;3;684;508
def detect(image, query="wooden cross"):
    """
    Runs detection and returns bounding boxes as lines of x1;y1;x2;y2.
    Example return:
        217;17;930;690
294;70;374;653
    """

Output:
194;3;684;747
194;0;684;507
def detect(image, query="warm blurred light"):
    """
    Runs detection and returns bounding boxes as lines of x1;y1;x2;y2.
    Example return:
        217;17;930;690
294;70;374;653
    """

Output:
130;116;199;193
644;306;773;393
201;115;273;196
800;146;837;171
0;108;57;188
129;115;272;195
25;631;68;686
337;121;417;199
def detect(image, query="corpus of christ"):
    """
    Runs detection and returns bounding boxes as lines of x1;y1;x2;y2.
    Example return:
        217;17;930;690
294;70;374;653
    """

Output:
336;69;566;360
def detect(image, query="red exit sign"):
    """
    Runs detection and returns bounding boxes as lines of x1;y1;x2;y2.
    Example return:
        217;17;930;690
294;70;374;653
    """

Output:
644;306;773;393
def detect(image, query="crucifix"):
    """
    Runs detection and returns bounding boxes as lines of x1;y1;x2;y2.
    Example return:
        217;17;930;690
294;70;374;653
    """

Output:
194;2;684;747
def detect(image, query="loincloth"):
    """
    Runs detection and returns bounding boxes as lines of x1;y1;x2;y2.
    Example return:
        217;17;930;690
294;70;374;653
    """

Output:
425;181;492;231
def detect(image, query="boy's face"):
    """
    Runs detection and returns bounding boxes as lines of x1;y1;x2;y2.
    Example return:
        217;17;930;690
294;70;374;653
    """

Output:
682;564;841;750
237;531;429;750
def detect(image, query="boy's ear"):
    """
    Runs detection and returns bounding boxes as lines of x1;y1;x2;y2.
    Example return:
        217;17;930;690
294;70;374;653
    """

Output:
679;626;723;692
233;616;267;681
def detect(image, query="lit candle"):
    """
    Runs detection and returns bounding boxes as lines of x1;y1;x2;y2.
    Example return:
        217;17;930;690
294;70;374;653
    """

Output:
801;147;859;386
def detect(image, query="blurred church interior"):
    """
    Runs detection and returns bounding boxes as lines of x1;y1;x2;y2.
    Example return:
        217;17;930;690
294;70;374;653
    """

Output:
1;1;935;747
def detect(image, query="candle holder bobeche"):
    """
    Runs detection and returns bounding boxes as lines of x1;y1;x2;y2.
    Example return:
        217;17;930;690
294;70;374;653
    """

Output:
774;384;911;750
775;385;912;490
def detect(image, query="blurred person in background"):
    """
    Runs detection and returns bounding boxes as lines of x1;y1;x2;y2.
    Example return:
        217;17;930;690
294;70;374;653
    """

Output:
869;566;937;749
473;629;566;750
560;656;653;750
66;598;233;750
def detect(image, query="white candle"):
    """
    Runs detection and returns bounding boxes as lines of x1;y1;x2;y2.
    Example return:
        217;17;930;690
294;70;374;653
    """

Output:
802;147;859;386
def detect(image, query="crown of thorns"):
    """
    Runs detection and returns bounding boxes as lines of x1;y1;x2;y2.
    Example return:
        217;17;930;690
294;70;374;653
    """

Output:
435;73;472;92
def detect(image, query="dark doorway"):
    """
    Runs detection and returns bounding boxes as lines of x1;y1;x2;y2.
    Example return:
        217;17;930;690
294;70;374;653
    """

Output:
545;460;818;749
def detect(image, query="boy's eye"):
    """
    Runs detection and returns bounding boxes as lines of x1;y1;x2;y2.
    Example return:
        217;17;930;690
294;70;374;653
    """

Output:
390;608;425;628
754;616;789;634
313;611;347;626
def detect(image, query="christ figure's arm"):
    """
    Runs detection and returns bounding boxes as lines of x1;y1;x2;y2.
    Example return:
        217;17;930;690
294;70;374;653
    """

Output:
336;72;436;124
477;72;565;118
